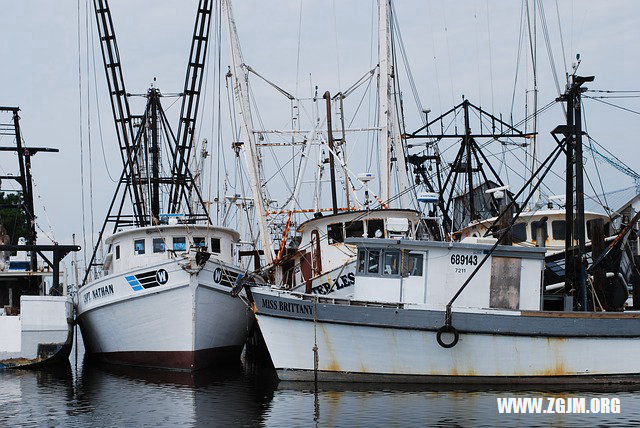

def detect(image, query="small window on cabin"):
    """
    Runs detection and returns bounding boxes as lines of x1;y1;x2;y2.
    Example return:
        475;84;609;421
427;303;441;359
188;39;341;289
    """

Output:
512;223;526;243
367;219;385;238
211;238;221;253
357;249;366;273
530;221;548;242
327;223;344;244
367;250;380;274
153;238;166;253
173;237;187;252
345;220;364;238
552;220;566;240
134;239;145;255
383;251;399;275
115;244;120;260
194;237;206;250
408;253;424;276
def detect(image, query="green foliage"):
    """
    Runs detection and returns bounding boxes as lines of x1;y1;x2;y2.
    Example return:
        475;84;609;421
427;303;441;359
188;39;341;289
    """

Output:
0;192;30;245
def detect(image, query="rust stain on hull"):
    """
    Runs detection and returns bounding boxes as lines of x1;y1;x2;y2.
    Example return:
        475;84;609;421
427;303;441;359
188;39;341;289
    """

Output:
319;324;342;373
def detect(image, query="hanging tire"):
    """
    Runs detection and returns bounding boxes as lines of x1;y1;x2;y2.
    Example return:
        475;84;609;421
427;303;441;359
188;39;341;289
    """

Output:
436;325;459;348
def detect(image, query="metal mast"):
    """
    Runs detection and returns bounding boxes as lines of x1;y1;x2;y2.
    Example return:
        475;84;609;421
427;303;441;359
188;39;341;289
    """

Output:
554;73;594;311
378;0;410;207
222;0;274;265
525;0;539;204
168;0;213;215
94;0;146;225
378;0;391;202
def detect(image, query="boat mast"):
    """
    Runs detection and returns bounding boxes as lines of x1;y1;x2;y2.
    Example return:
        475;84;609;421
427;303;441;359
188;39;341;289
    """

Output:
378;0;392;203
555;73;594;311
222;0;274;265
323;92;339;215
378;0;411;207
525;0;539;205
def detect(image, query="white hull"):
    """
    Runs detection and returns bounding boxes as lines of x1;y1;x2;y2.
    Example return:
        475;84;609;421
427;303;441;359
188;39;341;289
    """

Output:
0;296;73;368
77;259;253;370
253;289;640;383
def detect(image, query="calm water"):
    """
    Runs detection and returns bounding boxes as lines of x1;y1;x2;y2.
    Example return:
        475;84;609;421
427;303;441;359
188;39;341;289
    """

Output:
2;333;640;427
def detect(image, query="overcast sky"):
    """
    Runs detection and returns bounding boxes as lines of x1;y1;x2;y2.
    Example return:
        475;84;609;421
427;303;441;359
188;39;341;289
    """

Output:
1;1;639;262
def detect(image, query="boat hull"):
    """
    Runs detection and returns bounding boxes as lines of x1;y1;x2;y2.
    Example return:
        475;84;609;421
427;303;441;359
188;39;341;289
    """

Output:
77;259;253;370
0;296;74;369
253;288;640;383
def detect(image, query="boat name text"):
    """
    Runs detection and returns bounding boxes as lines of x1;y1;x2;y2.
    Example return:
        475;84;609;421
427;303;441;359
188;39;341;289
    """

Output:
82;284;114;304
261;298;313;315
312;272;355;294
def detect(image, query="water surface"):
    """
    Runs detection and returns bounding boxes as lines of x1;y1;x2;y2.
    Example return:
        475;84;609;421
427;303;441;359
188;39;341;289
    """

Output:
1;335;638;426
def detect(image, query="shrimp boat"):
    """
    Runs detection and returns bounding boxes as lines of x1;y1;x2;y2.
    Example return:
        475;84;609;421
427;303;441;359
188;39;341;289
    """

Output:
0;106;79;369
246;51;640;382
76;0;252;370
251;233;640;383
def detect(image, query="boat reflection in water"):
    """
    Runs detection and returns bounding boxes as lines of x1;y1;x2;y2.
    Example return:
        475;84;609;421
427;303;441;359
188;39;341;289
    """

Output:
78;357;276;426
3;352;640;426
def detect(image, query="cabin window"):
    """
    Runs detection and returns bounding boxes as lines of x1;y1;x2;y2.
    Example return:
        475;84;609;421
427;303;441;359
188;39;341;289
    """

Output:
552;220;566;240
530;221;548;242
327;223;344;244
134;239;145;255
357;249;366;273
173;237;187;252
408;253;424;276
367;219;385;238
512;223;527;243
345;220;364;238
194;237;206;249
115;244;120;260
153;238;166;253
211;238;221;253
367;250;381;274
383;251;400;275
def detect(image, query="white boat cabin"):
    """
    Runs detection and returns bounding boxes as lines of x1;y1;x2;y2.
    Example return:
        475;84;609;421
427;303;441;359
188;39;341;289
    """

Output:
102;224;240;276
290;209;421;287
349;237;546;311
456;209;611;254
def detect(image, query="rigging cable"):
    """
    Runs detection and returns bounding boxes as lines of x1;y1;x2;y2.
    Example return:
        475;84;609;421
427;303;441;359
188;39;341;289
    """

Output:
294;0;303;98
77;0;89;269
510;0;525;119
485;0;496;113
85;0;95;252
89;0;116;183
554;0;569;78
584;96;640;116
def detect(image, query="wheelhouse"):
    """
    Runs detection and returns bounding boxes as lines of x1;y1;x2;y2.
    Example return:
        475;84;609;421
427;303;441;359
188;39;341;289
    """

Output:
102;224;240;276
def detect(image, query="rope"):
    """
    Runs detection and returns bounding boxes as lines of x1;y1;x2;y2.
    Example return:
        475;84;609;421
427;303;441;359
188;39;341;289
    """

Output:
77;0;89;268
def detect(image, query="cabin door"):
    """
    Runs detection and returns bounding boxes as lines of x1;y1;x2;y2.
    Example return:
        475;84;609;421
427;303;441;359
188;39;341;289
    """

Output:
401;251;427;303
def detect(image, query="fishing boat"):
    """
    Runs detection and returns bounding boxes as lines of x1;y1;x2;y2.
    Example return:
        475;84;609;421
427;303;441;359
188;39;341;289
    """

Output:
0;107;79;369
220;0;437;302
75;0;253;370
244;41;640;382
250;233;640;383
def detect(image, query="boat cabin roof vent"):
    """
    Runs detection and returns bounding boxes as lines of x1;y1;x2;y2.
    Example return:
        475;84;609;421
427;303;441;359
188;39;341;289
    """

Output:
387;217;409;234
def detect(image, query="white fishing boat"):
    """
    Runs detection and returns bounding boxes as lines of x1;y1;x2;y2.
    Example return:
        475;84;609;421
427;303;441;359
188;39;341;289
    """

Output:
0;106;79;369
245;55;640;382
76;0;253;370
286;208;421;296
251;232;640;383
77;224;253;370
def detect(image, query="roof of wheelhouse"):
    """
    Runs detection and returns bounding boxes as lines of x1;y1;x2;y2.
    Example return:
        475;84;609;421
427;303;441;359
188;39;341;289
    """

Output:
296;208;421;233
105;224;241;244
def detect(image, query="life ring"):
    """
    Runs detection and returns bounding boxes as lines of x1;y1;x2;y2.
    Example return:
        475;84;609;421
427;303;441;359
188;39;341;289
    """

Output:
436;325;459;348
